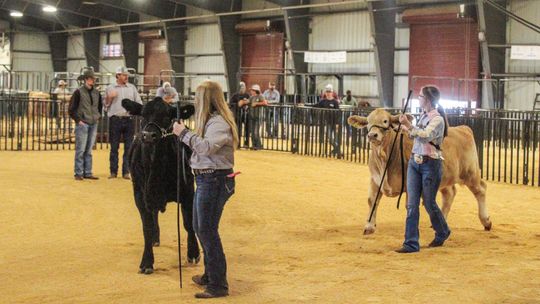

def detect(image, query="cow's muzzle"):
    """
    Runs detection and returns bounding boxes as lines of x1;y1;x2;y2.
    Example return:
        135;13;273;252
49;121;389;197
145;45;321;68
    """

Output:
142;131;159;143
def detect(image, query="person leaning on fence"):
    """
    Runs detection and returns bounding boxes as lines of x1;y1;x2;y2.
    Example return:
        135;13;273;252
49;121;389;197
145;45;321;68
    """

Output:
395;85;451;253
320;84;340;103
228;81;250;148
156;81;179;105
341;90;358;107
68;69;102;181
51;80;71;128
172;80;239;299
239;84;267;150
262;81;281;138
104;66;142;180
311;86;341;157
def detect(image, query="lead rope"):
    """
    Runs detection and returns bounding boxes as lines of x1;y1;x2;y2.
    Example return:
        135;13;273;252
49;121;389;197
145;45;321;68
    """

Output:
367;90;412;223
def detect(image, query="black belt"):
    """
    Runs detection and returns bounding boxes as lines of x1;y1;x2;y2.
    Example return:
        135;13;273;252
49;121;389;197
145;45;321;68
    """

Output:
193;168;232;176
112;115;132;119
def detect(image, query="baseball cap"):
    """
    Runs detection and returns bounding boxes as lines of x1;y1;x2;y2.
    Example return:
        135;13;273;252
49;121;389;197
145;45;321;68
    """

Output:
251;84;261;92
325;84;333;92
116;66;129;75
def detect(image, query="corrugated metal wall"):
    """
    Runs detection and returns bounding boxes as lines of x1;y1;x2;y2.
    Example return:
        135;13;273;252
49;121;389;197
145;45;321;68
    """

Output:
505;0;540;110
185;23;226;93
395;27;410;107
309;11;377;102
67;34;86;73
12;30;53;72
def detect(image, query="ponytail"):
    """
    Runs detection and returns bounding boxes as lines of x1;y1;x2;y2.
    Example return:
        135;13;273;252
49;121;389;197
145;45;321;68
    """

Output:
422;85;448;137
437;104;449;137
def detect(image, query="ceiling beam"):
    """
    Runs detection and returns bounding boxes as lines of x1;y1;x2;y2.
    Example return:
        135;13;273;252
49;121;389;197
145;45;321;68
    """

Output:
168;0;236;13
0;0;99;29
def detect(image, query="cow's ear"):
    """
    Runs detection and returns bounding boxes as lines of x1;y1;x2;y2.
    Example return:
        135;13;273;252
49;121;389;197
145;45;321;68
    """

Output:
170;104;195;120
348;115;368;129
122;99;142;116
390;113;413;128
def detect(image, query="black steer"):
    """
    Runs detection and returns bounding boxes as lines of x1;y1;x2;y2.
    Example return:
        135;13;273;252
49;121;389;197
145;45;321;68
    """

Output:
124;97;200;274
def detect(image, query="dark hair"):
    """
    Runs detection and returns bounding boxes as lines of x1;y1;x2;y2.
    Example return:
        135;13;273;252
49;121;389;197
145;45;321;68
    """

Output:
345;90;352;102
422;85;449;137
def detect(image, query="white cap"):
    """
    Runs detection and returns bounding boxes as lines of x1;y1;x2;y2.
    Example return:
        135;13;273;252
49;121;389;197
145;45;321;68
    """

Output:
251;84;261;92
58;80;66;86
163;81;171;88
325;84;333;92
116;66;129;75
239;81;246;88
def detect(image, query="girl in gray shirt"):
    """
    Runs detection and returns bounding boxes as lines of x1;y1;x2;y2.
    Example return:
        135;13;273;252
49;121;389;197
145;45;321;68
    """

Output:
172;80;239;299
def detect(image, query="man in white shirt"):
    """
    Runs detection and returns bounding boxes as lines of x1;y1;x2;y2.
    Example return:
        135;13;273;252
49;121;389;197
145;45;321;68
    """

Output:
262;82;280;137
105;66;142;180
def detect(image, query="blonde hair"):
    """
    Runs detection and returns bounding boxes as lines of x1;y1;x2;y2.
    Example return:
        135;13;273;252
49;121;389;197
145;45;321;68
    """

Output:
194;81;239;148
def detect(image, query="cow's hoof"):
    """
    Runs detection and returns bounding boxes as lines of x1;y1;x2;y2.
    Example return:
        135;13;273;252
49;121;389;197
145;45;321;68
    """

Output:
363;227;376;235
187;256;201;265
138;267;154;275
484;222;492;231
153;241;160;247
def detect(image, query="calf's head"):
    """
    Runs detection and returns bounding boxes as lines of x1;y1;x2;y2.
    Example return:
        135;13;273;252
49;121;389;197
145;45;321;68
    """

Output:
348;109;413;145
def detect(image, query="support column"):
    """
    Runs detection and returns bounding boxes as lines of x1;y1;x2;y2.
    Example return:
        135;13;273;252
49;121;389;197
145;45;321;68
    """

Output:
283;5;310;99
49;34;68;72
477;0;507;109
83;29;101;72
217;0;242;95
368;0;396;107
164;6;186;94
121;14;140;72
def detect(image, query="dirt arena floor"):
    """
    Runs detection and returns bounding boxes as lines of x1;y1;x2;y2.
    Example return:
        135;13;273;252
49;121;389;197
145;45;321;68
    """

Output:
1;149;540;304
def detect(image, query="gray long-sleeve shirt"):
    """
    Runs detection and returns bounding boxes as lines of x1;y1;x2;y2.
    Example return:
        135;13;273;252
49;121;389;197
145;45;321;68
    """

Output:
180;114;234;170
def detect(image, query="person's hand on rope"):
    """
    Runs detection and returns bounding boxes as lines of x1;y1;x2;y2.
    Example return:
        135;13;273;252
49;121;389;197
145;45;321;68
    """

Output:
399;114;412;129
173;121;186;136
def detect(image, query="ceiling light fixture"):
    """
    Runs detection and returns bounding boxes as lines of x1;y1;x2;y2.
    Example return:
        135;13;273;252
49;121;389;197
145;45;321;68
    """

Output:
10;11;23;17
43;5;57;13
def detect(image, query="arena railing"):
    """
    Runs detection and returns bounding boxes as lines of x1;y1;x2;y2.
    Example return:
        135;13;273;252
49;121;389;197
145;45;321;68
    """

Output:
2;95;540;187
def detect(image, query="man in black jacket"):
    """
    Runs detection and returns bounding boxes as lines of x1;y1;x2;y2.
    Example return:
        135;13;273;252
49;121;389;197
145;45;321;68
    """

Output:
69;69;103;180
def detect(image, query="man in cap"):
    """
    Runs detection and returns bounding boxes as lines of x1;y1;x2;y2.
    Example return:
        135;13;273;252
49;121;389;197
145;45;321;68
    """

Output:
228;81;250;147
320;84;340;102
68;69;102;180
105;66;142;180
240;84;267;150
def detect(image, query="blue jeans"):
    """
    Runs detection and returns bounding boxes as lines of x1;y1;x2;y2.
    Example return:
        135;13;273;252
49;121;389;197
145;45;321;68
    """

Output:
193;170;235;292
74;122;98;177
402;157;450;251
109;116;135;175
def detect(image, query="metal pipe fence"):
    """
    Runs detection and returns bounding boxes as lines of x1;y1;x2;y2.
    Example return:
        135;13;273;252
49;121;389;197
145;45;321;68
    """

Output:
2;97;540;187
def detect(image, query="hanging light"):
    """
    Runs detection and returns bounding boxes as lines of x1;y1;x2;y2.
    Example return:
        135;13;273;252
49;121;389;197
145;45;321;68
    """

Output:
10;11;23;17
43;5;57;13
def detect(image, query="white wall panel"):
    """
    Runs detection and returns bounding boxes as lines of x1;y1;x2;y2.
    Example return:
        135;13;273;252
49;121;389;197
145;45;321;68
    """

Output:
505;0;540;110
185;24;226;93
394;75;409;107
12;32;52;72
310;11;377;98
67;34;85;73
